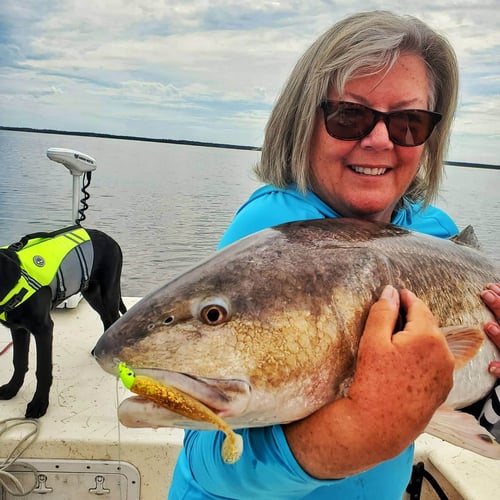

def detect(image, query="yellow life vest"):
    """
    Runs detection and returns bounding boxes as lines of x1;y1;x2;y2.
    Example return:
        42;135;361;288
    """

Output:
0;227;93;321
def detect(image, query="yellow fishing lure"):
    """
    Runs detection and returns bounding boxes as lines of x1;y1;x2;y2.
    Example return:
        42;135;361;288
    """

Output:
118;362;243;464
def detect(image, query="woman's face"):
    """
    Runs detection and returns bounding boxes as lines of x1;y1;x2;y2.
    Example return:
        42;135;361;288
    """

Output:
309;54;430;222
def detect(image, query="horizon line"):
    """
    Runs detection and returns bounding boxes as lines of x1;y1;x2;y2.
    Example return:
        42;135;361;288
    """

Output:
1;125;498;169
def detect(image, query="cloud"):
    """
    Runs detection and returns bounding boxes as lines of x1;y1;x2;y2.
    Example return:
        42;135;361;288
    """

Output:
1;0;499;159
455;93;500;136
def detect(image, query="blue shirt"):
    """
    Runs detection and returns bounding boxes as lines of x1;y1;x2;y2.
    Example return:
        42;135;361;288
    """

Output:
218;184;458;249
169;184;459;500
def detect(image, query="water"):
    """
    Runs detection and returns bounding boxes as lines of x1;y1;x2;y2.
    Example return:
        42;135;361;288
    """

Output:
1;130;262;295
1;129;498;296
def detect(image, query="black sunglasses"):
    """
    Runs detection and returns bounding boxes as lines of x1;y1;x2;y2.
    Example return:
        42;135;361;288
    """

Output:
320;100;442;147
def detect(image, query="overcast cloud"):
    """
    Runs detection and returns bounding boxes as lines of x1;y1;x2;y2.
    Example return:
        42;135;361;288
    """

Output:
1;0;499;163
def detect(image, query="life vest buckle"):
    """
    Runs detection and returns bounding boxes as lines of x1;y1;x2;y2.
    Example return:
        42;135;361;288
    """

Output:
0;288;29;314
8;241;25;252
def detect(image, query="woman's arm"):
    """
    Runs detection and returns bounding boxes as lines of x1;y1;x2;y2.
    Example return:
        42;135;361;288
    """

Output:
284;285;455;479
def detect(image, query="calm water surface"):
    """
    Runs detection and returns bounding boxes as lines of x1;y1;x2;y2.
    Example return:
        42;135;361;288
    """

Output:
1;130;498;295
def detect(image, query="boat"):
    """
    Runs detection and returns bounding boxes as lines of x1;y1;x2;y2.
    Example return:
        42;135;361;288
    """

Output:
1;148;499;498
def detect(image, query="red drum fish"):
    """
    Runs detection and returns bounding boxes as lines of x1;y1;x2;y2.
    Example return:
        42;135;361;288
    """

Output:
94;218;500;459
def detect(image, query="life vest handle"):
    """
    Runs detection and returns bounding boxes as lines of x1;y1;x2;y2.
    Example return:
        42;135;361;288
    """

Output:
8;224;82;252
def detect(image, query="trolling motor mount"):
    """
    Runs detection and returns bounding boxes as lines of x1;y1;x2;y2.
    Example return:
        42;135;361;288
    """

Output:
46;147;97;225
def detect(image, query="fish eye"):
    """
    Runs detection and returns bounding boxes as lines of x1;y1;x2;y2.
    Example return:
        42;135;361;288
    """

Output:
199;304;228;325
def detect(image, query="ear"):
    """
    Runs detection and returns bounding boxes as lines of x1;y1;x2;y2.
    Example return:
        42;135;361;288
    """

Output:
0;250;21;300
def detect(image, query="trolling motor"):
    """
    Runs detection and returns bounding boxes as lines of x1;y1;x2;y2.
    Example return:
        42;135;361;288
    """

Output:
46;148;97;225
46;147;97;308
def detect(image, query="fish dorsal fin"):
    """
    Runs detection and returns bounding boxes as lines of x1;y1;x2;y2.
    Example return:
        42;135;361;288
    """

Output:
425;406;500;459
441;326;484;370
450;225;481;249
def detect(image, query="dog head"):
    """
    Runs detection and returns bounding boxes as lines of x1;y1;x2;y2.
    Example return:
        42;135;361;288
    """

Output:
0;249;21;301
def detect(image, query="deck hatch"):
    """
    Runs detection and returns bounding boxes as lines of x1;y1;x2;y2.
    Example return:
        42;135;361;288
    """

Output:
1;458;140;499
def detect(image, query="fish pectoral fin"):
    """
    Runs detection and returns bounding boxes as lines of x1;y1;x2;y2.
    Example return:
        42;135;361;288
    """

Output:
425;406;500;459
441;326;484;370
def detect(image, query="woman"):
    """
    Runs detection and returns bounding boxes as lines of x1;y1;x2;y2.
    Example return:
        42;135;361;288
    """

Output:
169;11;499;499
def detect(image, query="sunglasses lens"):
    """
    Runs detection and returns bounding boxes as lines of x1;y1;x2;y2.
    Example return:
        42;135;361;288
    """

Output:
322;101;441;146
388;111;437;146
323;102;374;140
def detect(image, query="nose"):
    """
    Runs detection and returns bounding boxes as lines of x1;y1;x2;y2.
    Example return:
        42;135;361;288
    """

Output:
360;118;394;150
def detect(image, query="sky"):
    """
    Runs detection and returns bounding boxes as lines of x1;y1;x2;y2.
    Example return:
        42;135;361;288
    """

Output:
1;0;499;164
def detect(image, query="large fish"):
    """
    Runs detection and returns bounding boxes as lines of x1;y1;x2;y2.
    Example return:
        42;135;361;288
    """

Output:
94;218;500;458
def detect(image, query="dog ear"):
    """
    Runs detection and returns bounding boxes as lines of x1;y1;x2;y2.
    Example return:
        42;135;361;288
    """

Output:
0;250;21;299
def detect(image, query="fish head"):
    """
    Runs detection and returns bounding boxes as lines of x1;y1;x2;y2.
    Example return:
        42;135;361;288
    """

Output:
93;226;358;428
94;270;257;422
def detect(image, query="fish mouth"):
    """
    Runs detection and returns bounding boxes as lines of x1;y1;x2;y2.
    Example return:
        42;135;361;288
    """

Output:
118;367;251;427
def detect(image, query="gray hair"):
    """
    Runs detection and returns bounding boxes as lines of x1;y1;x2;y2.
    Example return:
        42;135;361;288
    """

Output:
255;10;459;208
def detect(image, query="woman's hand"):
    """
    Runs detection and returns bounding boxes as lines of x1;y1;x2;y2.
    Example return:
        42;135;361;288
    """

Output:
284;285;455;479
481;283;500;376
347;285;455;446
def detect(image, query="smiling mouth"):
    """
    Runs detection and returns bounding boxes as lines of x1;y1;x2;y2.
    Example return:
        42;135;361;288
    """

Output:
350;166;388;176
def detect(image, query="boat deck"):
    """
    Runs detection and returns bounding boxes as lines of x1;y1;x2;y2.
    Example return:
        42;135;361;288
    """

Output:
1;299;499;499
0;298;182;499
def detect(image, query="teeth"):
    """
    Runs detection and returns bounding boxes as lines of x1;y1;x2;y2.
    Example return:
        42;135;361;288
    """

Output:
351;166;387;176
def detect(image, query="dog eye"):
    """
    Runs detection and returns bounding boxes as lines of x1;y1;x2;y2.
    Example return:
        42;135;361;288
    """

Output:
199;304;228;325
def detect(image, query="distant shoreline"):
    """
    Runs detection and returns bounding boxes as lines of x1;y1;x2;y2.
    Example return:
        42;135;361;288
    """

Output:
1;125;498;169
0;125;261;152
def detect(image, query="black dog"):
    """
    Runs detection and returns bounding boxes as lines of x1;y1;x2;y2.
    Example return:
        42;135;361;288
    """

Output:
0;226;126;418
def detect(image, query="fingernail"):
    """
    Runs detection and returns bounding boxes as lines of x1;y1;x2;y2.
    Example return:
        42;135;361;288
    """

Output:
486;323;500;337
489;364;500;376
381;285;396;303
488;283;500;294
482;290;496;302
